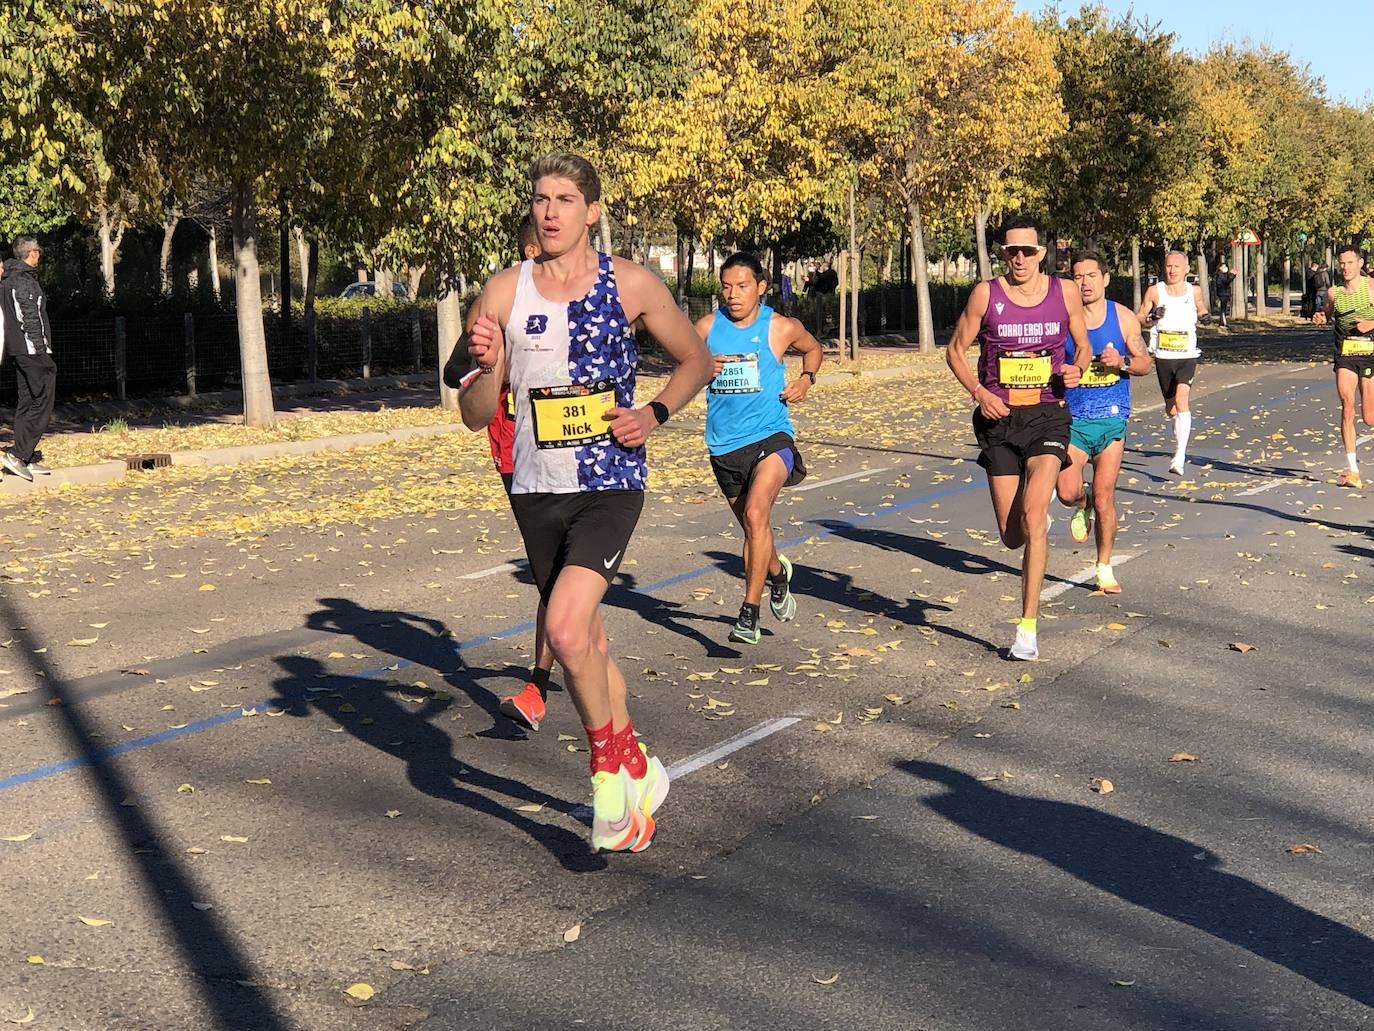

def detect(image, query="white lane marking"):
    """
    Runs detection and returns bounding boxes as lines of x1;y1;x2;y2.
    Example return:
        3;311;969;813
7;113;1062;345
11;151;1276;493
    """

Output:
459;559;528;580
1041;552;1140;601
568;716;803;823
665;716;803;779
794;467;891;492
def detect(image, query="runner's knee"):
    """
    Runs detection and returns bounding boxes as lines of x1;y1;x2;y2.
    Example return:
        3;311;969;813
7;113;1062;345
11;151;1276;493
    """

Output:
743;496;773;533
544;614;594;666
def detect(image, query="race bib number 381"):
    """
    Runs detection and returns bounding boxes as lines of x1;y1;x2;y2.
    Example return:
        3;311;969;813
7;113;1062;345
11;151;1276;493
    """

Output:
711;353;762;394
1157;331;1190;353
529;381;614;449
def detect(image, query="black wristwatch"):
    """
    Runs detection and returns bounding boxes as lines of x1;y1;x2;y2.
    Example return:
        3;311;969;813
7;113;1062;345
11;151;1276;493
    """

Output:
800;370;817;384
648;401;669;425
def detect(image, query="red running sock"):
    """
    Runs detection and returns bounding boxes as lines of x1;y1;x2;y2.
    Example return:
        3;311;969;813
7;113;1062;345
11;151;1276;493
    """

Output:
586;719;617;775
614;721;647;779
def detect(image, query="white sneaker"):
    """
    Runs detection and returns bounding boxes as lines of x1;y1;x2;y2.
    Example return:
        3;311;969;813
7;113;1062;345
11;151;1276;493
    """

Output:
1010;626;1039;661
1168;458;1185;476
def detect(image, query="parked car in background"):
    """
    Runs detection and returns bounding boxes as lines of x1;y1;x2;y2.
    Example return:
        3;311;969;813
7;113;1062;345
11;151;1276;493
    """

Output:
339;281;411;300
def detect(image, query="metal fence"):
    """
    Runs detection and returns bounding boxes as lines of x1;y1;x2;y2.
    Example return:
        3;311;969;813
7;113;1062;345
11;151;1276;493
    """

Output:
25;283;972;404
11;307;441;403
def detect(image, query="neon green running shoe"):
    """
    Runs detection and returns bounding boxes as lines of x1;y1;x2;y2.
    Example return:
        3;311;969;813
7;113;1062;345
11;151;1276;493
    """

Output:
589;768;652;853
768;554;796;622
1070;484;1093;544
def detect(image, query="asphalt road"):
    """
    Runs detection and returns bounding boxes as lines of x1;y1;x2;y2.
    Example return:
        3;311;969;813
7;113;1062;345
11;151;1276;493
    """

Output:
0;346;1370;1030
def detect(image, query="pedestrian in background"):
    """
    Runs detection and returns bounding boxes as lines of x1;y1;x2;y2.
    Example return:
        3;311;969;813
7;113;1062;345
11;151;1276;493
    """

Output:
1214;261;1235;329
2;236;56;481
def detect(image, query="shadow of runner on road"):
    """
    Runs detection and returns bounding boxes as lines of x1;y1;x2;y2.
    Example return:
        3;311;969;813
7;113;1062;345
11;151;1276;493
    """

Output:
0;598;289;1029
269;599;603;873
903;760;1374;1010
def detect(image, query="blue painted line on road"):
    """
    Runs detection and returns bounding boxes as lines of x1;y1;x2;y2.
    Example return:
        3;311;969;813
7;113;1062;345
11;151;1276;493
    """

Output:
0;370;1324;794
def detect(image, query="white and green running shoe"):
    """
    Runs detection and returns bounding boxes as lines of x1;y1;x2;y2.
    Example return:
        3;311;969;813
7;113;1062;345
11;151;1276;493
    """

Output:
1070;484;1093;543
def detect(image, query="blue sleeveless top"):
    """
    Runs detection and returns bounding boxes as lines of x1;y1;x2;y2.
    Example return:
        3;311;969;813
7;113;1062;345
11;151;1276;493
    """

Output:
705;305;794;454
1065;302;1132;420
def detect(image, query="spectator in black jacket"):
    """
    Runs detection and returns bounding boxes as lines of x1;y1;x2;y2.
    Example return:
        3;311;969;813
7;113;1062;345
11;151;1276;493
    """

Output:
1;236;55;481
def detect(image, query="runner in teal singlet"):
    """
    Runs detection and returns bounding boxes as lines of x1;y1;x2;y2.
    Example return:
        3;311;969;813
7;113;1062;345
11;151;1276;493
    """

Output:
694;253;823;645
1057;251;1152;593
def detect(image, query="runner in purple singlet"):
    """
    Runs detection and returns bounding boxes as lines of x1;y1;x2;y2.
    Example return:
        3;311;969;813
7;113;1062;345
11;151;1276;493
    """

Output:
946;215;1092;660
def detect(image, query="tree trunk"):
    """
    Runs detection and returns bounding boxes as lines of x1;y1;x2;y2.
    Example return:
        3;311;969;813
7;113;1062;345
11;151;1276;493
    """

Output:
909;195;934;353
406;265;424;300
305;237;319;382
883;243;894;282
207;223;222;301
1253;241;1265;317
436;276;463;411
975;208;992;281
278;190;291;355
675;223;689;304
358;268;368;284
1195;246;1210;313
1281;252;1292;315
1231;242;1244;319
1130;237;1142;309
599;207;613;255
375;266;393;299
159;206;181;297
96;203;123;298
294;227;309;298
684;239;696;300
231;179;276;428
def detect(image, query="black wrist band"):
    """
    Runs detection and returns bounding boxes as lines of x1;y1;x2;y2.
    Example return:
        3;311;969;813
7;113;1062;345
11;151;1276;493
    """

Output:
801;370;817;384
648;401;669;425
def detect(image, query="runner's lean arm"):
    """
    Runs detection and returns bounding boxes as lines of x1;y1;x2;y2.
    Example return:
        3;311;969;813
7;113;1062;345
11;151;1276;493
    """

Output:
1116;303;1153;376
1193;284;1208;320
457;271;515;431
775;315;822;403
1063;281;1092;373
945;282;989;398
621;262;713;418
1135;285;1157;328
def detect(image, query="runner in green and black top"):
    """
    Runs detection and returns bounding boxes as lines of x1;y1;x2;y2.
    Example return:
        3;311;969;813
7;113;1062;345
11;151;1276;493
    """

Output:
1315;243;1374;488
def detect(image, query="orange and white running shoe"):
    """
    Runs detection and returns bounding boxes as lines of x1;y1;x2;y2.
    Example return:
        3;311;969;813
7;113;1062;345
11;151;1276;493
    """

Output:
499;682;546;732
1339;469;1364;489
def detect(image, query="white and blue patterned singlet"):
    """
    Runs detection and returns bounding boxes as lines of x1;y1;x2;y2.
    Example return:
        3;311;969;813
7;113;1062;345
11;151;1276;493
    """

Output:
505;252;645;494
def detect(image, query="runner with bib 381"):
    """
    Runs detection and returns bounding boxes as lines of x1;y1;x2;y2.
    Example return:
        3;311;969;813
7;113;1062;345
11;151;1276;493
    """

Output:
694;252;823;646
1138;251;1209;476
946;215;1091;661
460;153;713;854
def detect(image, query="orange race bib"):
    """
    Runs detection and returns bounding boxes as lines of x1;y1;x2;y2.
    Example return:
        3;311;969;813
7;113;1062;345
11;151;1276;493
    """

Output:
998;350;1053;406
528;381;614;449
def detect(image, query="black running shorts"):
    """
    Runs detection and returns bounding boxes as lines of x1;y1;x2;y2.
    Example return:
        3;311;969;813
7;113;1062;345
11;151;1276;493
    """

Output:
1334;355;1374;379
1155;357;1197;401
709;432;807;499
508;490;643;601
972;402;1071;477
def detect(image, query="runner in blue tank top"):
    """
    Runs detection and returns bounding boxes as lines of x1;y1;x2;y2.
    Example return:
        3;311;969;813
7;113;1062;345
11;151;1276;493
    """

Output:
1057;251;1152;593
694;252;823;645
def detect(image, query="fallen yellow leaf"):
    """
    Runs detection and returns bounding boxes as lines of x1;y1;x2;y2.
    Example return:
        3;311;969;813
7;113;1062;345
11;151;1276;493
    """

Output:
220;835;249;844
813;973;840;985
563;923;582;943
1;833;34;842
78;916;112;927
343;983;375;1002
67;636;99;647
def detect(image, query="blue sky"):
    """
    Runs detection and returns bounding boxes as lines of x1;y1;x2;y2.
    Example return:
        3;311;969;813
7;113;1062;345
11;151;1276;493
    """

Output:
1026;1;1371;105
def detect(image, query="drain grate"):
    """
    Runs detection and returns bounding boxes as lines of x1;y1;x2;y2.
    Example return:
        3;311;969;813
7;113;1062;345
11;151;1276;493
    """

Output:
124;453;173;472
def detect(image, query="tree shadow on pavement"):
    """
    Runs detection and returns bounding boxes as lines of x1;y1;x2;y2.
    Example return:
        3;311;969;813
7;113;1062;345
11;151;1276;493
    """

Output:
266;599;603;873
0;598;290;1030
605;573;742;658
903;760;1374;1010
698;549;998;654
